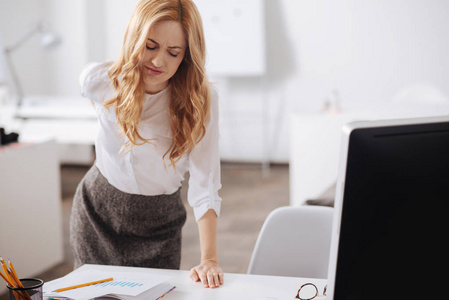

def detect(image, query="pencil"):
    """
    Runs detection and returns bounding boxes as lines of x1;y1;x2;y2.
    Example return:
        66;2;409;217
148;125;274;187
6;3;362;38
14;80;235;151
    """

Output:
8;260;25;288
0;258;9;279
7;270;32;300
0;258;18;299
0;270;14;287
52;277;114;292
8;260;19;279
9;267;33;300
0;258;31;300
0;258;15;290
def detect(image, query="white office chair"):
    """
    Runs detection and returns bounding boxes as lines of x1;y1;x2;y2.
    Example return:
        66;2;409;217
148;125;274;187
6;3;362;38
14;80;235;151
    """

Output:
247;205;334;279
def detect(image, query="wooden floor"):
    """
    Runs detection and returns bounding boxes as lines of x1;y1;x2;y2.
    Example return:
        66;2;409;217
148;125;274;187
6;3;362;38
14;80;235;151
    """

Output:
0;162;289;299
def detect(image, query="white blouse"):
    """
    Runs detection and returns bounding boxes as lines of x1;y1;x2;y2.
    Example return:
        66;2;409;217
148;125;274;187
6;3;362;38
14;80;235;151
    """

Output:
79;62;222;222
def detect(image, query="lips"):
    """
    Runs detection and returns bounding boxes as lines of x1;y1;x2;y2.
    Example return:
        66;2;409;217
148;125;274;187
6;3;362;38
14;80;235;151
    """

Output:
145;66;163;76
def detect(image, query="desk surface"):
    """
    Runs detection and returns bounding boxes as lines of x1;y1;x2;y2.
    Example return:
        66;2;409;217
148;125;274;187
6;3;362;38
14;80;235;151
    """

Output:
69;264;327;300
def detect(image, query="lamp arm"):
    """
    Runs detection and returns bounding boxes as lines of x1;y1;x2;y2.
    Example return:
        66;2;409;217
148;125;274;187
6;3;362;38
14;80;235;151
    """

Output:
2;23;44;109
3;49;24;107
3;24;42;53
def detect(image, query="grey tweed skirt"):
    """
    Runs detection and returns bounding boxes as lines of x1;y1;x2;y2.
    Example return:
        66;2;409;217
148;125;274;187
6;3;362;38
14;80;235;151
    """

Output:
70;165;186;270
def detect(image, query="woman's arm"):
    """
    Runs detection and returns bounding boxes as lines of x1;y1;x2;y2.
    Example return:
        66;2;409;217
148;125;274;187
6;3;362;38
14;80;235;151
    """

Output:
189;209;224;288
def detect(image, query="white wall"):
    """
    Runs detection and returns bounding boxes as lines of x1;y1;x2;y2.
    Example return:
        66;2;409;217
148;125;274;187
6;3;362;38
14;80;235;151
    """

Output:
1;0;449;162
219;0;449;162
42;0;89;96
0;0;88;96
282;0;449;111
0;0;47;94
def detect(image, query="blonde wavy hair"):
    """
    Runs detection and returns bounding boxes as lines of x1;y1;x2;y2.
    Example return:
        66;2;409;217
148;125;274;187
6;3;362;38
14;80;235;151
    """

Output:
104;0;210;167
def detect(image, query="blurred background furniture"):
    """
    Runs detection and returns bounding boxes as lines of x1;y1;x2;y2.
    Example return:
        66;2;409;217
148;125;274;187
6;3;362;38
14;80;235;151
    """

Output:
0;18;96;166
0;96;97;165
0;140;64;295
289;111;372;206
289;95;449;206
247;205;334;279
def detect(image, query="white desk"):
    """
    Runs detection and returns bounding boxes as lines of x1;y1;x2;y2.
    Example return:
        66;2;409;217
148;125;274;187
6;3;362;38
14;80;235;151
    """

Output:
67;264;327;300
0;96;98;165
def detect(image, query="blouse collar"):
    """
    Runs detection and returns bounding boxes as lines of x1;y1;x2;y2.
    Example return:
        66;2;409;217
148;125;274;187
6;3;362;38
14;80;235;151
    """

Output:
144;85;170;100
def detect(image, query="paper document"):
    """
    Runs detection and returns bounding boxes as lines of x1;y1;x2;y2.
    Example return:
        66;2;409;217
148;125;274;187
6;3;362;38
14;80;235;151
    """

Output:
43;269;173;300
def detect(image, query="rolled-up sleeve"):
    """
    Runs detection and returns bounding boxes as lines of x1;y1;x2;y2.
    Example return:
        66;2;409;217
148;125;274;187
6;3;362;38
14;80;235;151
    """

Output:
187;87;222;222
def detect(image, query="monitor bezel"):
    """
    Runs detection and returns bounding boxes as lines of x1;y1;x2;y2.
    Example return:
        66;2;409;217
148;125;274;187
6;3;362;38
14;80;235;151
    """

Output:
325;115;449;299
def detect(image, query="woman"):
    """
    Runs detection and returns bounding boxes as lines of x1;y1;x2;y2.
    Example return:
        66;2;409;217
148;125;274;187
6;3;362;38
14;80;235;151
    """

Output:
70;0;224;289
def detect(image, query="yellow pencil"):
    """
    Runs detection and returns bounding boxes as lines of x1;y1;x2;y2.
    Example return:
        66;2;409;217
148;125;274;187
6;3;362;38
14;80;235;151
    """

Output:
1;258;31;300
53;277;114;293
8;260;19;279
8;260;24;288
0;258;17;299
0;258;9;278
0;270;14;287
10;261;33;300
0;258;15;289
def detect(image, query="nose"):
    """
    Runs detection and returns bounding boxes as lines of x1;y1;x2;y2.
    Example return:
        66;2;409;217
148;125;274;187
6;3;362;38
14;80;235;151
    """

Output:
151;49;164;68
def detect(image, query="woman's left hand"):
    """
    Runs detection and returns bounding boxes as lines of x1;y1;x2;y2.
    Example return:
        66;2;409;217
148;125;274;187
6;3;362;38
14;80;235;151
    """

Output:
189;259;224;288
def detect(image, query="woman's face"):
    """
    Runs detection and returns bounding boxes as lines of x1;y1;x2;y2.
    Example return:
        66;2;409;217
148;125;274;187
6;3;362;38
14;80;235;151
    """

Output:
141;20;186;94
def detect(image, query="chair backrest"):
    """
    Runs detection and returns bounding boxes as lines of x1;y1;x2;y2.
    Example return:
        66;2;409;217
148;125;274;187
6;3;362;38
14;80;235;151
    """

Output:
247;205;334;278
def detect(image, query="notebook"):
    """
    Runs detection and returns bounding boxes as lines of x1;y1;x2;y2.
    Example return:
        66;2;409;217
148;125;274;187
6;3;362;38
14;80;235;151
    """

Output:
43;267;175;300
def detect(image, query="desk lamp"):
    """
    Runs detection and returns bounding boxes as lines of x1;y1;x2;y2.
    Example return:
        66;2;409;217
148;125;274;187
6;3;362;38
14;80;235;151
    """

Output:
3;21;61;109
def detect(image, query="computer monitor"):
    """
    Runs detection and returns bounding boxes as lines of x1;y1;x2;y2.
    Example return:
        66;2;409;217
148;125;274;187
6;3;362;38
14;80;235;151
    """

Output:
326;115;449;300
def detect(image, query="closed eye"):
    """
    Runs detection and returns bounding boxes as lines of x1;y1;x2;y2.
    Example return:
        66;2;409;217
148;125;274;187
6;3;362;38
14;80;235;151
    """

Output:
146;44;179;58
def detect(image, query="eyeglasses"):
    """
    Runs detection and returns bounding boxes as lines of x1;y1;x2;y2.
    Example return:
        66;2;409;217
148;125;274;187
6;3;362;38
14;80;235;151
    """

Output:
295;283;327;300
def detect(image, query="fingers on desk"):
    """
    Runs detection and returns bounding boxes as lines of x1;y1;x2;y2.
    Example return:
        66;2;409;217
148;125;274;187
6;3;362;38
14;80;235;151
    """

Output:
189;267;224;288
189;268;199;282
211;272;224;287
207;272;217;288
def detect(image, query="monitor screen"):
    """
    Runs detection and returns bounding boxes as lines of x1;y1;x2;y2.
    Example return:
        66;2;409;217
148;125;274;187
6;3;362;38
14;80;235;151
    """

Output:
329;117;449;300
